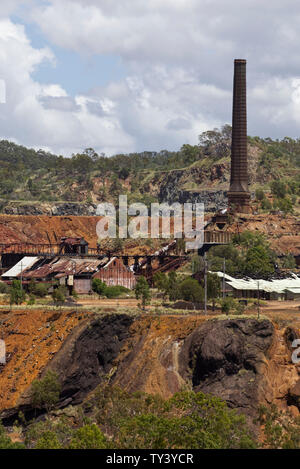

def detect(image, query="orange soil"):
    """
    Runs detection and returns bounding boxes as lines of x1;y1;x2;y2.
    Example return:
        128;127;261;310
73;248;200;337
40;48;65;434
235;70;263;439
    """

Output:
114;315;206;398
220;213;300;255
0;215;101;247
0;308;92;410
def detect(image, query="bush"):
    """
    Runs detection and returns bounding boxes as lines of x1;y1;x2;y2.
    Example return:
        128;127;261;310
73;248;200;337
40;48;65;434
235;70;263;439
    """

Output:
10;279;26;305
107;388;256;449
27;294;36;305
220;297;235;315
35;431;62;449
52;286;66;305
0;423;24;449
135;276;151;310
280;254;296;269
255;189;265;201
92;278;107;297
69;424;108;449
33;283;49;297
0;282;9;294
104;286;123;298
31;370;61;413
178;278;204;303
270;180;287;199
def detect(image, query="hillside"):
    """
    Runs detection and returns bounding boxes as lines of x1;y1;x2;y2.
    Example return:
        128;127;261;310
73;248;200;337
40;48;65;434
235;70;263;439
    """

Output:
0;126;299;215
2;310;300;448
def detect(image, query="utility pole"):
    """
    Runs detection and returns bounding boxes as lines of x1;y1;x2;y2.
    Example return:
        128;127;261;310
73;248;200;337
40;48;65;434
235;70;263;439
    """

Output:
222;258;226;299
20;261;23;291
257;281;260;320
204;252;207;315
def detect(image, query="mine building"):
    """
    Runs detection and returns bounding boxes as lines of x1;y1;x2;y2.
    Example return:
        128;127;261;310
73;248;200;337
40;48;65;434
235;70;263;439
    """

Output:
59;237;89;255
212;271;300;301
2;255;136;293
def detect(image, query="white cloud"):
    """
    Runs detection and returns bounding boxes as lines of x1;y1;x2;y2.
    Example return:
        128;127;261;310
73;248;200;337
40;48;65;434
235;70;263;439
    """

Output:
0;18;134;156
1;1;300;155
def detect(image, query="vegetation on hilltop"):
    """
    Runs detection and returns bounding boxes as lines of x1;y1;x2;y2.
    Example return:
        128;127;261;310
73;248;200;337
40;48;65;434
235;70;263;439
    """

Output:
0;126;299;211
0;385;256;449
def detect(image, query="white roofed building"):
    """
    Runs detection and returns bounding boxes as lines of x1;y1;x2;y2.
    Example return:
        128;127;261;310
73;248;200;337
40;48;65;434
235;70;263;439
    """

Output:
212;271;300;301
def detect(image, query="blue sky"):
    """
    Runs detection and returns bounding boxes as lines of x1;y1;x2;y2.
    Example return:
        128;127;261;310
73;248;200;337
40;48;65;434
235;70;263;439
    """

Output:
0;0;300;156
12;13;127;97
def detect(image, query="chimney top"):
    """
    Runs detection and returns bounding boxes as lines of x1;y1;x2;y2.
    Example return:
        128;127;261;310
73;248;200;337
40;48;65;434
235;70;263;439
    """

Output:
234;59;246;64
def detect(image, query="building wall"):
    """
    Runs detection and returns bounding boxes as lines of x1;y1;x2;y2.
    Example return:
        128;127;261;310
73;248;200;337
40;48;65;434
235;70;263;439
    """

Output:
74;278;91;294
93;258;136;289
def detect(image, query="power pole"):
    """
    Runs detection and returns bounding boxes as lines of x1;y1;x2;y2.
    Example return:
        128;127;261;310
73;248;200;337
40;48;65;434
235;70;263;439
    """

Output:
257;281;260;320
204;252;207;315
20;261;23;291
222;258;226;299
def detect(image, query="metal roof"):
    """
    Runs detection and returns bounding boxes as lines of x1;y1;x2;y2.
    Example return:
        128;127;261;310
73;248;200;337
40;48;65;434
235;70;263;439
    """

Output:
2;257;39;278
212;271;300;294
21;257;106;279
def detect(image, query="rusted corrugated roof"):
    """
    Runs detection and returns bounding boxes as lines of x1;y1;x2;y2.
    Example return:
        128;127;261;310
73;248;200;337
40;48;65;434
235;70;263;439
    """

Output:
20;256;110;279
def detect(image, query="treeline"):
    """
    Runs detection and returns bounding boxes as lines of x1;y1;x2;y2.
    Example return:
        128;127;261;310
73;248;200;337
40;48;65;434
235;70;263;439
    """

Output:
1;126;300;203
2;375;300;449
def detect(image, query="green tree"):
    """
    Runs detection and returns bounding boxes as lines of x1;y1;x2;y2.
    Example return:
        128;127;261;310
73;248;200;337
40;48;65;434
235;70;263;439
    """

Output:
135;276;151;310
255;188;265;201
280;254;296;269
270;180;287;199
0;282;9;294
35;431;62;449
116;390;256;449
10;279;26;305
167;271;180;301
69;424;108;449
52;286;66;306
207;273;221;310
31;370;61;413
30;282;49;297
153;272;169;299
273;196;294;214
92;278;107;297
220;297;236;315
244;245;274;277
179;278;204;303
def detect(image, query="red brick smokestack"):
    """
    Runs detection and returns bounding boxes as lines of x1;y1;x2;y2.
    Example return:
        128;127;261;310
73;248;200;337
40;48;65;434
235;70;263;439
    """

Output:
227;59;250;213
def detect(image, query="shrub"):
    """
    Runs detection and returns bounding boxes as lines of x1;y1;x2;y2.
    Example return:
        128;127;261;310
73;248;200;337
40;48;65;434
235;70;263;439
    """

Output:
0;423;24;449
10;279;26;305
52;286;66;305
27;294;36;305
92;278;107;297
69;424;108;449
104;286;123;298
35;431;62;449
0;282;9;294
135;276;151;310
31;370;61;413
33;283;49;297
178;278;204;303
255;189;265;201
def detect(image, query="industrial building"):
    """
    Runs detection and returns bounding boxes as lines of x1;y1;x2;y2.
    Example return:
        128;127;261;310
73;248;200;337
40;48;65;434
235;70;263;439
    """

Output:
213;271;300;301
2;255;136;293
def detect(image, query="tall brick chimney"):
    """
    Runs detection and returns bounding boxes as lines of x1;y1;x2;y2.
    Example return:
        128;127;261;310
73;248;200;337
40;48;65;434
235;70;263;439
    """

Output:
227;59;250;213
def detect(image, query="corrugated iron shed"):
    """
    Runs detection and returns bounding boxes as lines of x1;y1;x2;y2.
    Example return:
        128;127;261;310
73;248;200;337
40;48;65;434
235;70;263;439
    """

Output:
2;257;39;278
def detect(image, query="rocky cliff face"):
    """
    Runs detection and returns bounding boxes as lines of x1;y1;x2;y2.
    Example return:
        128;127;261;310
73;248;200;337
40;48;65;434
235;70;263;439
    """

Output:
3;202;97;216
2;313;300;426
179;318;275;419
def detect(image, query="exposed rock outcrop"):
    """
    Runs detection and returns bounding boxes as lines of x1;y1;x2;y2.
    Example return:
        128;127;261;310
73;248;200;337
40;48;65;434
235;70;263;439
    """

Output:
2;314;300;428
3;202;97;216
179;318;275;418
47;314;134;405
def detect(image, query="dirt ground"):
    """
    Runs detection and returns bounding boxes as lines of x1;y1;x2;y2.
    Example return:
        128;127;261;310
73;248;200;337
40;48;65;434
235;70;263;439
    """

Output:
77;298;139;307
